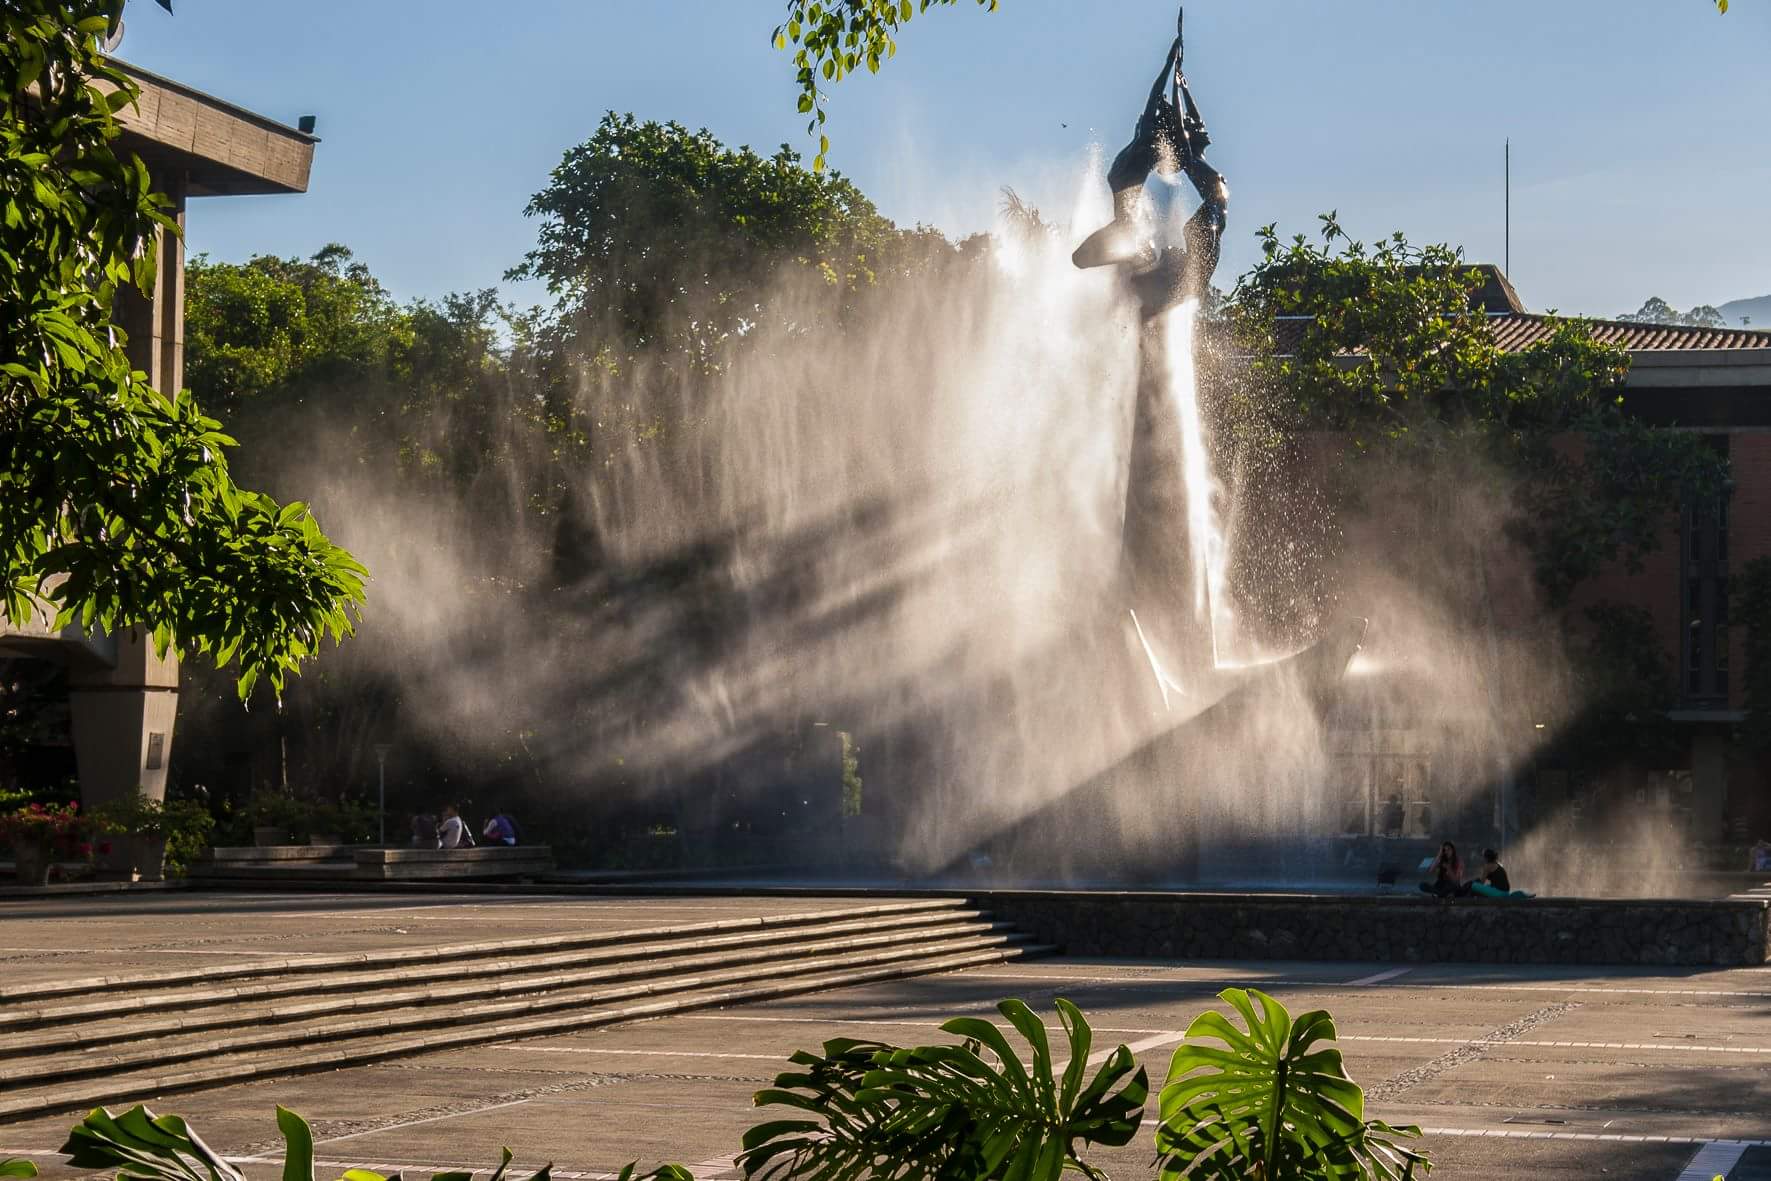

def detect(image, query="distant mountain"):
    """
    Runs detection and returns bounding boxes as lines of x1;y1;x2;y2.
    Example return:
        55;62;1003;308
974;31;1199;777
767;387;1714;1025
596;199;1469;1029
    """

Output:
1718;294;1771;329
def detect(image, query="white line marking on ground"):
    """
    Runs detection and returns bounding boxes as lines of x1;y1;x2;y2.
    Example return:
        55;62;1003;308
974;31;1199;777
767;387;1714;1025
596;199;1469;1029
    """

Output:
315;1097;534;1143
689;1154;738;1176
1349;967;1413;986
0;946;292;957
1338;1034;1771;1055
956;968;1771;999
525;1047;785;1061
1676;1140;1750;1180
232;1156;615;1179
679;1013;1177;1035
957;969;1295;986
1089;1031;1185;1065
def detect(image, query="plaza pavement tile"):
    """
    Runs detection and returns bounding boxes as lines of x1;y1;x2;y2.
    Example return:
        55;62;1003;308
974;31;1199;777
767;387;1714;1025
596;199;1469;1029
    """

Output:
2;894;1767;1180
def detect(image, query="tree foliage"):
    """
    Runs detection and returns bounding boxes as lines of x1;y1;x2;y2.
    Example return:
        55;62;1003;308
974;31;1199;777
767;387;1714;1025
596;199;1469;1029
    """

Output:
1227;215;1729;608
1616;296;1729;329
185;244;412;410
508;113;910;361
772;0;1001;171
1;0;364;700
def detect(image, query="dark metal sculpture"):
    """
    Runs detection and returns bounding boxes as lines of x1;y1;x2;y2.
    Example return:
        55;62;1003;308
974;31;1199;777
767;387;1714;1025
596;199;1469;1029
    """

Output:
1072;7;1228;317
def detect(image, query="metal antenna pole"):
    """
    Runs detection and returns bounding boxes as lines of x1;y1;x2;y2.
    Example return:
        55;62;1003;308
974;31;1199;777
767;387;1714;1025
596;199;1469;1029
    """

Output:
1504;138;1510;278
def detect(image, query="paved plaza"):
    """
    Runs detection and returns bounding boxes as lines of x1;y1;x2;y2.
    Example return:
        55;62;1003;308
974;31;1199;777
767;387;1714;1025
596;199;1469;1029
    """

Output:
2;891;1768;1180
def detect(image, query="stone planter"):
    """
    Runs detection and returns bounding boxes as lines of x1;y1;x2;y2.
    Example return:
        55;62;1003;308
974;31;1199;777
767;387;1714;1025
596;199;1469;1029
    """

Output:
133;835;168;882
253;826;289;847
92;834;168;881
93;837;135;881
11;840;52;886
308;833;342;847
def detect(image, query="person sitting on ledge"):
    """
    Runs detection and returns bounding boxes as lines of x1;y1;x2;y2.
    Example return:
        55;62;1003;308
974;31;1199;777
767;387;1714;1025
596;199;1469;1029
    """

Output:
436;802;473;850
1419;839;1465;898
1476;848;1509;892
482;810;518;847
1468;847;1535;899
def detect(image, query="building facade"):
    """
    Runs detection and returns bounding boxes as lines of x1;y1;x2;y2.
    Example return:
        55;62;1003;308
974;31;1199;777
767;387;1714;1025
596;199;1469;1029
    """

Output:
0;61;316;808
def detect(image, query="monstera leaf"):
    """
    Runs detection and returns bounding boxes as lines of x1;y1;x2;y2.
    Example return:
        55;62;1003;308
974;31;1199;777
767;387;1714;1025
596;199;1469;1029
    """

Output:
739;997;1147;1181
60;1105;562;1181
1156;988;1429;1181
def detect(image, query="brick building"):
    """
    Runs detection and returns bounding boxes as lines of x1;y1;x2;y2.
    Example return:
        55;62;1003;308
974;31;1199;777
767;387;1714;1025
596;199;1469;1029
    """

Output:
1327;268;1771;862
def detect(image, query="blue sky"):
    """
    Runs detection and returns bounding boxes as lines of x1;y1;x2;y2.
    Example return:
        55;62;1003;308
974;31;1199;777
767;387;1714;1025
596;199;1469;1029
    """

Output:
119;0;1771;319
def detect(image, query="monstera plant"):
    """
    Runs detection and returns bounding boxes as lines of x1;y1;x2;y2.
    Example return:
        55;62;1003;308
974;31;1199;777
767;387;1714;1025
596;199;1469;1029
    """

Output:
1156;988;1429;1180
59;1104;558;1181
739;997;1148;1181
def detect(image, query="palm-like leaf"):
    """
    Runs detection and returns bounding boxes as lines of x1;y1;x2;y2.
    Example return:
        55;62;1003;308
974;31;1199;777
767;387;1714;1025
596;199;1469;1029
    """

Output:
61;1105;559;1181
0;1160;39;1179
60;1106;244;1181
1156;988;1429;1181
739;999;1147;1181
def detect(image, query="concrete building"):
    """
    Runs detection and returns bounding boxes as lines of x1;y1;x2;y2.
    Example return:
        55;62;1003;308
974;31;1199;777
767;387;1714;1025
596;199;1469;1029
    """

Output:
0;62;316;807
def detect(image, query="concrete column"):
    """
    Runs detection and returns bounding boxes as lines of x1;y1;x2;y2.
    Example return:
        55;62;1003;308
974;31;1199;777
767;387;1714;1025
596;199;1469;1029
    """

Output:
115;170;186;398
69;631;179;807
1692;732;1728;846
74;168;187;809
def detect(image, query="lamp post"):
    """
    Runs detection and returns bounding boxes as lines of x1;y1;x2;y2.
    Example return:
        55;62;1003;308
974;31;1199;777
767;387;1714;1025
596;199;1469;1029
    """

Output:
373;744;392;847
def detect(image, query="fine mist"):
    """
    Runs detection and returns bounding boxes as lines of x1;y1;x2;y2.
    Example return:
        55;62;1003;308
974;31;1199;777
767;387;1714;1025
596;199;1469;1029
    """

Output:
222;156;1592;884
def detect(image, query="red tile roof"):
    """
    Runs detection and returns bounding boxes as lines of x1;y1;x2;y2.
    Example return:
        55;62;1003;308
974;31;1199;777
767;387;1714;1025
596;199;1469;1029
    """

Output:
1487;313;1771;354
1257;312;1771;358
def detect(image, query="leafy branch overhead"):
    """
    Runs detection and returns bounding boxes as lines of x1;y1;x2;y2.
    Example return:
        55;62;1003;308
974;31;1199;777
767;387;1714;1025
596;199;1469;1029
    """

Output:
1;0;365;700
773;0;1001;171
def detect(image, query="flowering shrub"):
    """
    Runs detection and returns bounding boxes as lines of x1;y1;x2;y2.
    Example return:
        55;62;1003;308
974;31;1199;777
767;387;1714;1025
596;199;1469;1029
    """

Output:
0;802;95;857
89;790;215;876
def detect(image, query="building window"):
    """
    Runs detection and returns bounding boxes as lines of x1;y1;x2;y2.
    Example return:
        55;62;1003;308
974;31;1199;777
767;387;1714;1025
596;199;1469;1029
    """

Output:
1680;436;1731;705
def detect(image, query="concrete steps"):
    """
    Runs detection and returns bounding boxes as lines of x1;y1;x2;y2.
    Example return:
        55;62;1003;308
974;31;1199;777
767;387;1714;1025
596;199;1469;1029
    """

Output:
0;898;1049;1122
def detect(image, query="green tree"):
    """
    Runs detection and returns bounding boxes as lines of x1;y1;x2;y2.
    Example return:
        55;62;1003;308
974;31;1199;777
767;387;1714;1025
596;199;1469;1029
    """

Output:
1227;216;1728;609
184;244;412;411
507;113;907;361
1617;296;1729;329
2;0;364;699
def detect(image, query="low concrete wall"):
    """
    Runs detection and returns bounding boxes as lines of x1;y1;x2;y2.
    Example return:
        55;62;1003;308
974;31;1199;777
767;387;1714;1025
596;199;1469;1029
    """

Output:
973;890;1771;967
209;845;354;863
353;846;554;881
198;845;554;882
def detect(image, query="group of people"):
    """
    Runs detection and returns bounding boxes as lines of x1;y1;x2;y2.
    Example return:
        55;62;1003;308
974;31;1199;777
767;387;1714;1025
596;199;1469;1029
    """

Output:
1419;842;1532;900
409;804;520;850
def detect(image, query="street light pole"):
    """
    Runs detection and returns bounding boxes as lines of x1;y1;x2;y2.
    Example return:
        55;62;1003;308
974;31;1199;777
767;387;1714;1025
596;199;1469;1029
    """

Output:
373;744;392;847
